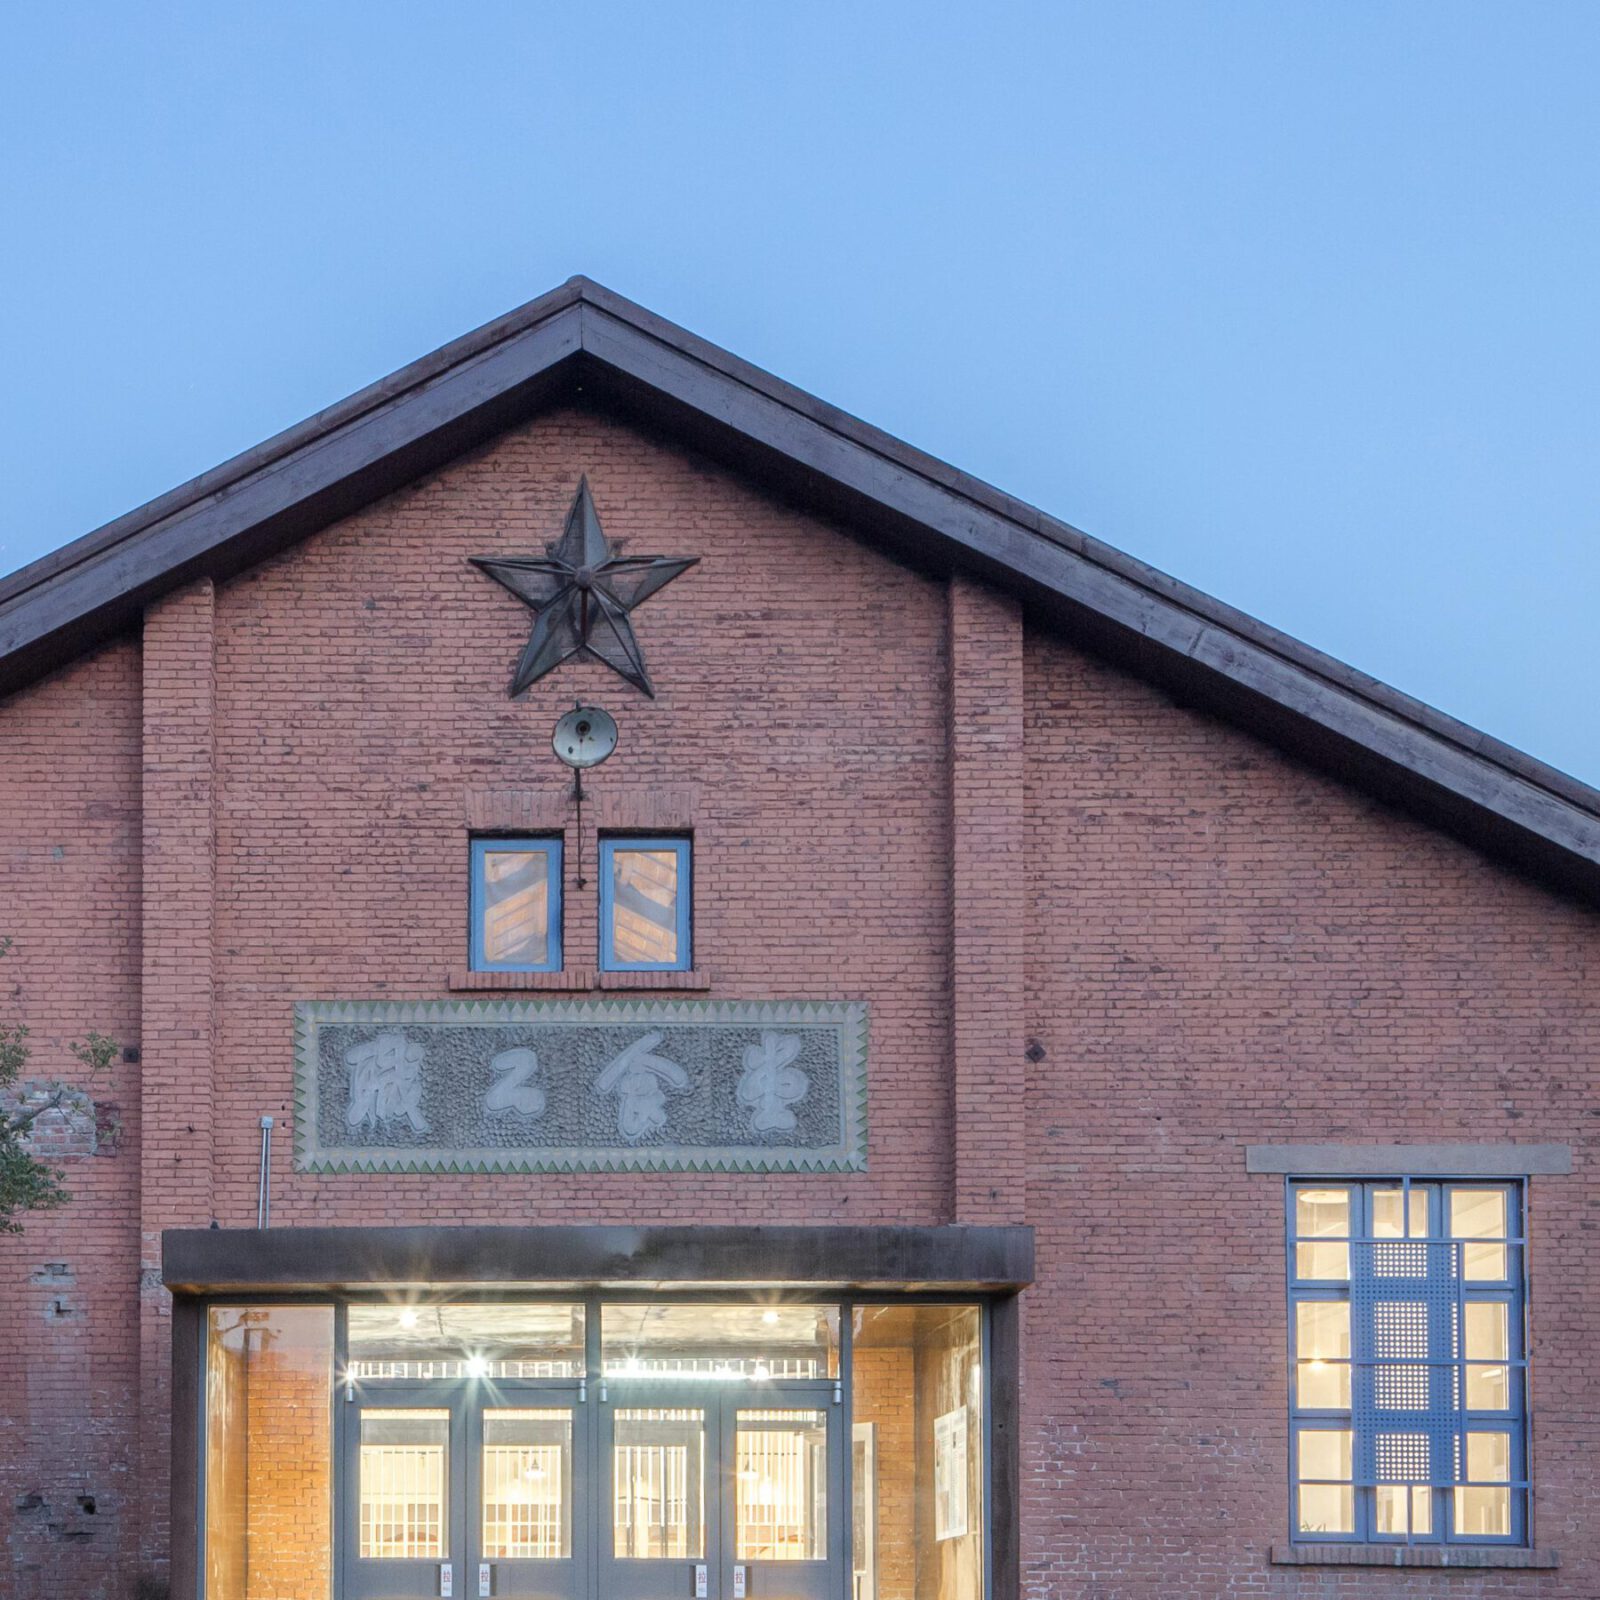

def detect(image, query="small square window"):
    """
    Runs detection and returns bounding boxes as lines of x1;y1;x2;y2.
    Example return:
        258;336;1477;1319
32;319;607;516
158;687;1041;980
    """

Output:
470;838;562;972
600;838;691;972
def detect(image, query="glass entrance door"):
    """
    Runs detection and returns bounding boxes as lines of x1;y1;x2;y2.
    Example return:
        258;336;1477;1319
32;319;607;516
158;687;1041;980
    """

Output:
601;1384;840;1600
342;1385;464;1600
474;1401;585;1599
724;1394;838;1600
602;1384;715;1600
340;1384;587;1600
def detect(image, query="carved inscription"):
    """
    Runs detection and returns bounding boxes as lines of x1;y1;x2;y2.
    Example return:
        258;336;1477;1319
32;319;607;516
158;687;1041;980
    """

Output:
736;1031;809;1133
344;1032;429;1134
296;999;868;1173
483;1048;546;1119
594;1031;690;1140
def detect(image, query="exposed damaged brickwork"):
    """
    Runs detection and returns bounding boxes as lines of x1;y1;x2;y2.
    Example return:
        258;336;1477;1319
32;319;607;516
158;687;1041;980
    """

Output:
3;1081;99;1157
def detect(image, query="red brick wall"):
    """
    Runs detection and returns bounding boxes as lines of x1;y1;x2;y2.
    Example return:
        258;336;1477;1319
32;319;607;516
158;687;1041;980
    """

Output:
0;643;144;1600
2;400;1598;1599
948;578;1027;1224
140;579;221;1576
207;406;954;1231
1021;627;1600;1595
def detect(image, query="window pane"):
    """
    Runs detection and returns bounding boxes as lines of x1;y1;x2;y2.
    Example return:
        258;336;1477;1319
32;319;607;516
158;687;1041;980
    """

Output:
1295;1188;1350;1280
349;1302;584;1381
852;1305;984;1600
609;847;682;966
1464;1302;1511;1411
359;1409;449;1560
613;1409;705;1558
1375;1484;1432;1536
1465;1430;1511;1480
1297;1429;1354;1536
603;1303;839;1380
482;847;554;966
205;1305;334;1600
1372;1187;1430;1239
1297;1483;1354;1536
483;1409;571;1559
1451;1189;1509;1281
1295;1301;1350;1409
1454;1432;1513;1536
1454;1487;1511;1538
852;1424;876;1600
735;1409;828;1560
1298;1428;1352;1481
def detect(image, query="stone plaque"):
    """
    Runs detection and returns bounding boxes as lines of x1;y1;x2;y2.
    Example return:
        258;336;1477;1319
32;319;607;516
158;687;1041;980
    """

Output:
294;998;868;1173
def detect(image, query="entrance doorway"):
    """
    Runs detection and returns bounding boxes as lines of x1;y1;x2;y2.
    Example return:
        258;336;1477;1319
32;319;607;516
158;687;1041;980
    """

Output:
341;1381;585;1599
602;1383;839;1600
203;1294;989;1600
339;1379;838;1600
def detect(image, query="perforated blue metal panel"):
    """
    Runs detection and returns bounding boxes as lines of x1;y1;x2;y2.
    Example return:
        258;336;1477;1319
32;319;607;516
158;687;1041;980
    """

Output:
1351;1236;1459;1490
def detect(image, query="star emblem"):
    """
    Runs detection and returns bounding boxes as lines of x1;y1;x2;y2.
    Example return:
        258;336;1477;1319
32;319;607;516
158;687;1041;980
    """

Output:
470;477;698;698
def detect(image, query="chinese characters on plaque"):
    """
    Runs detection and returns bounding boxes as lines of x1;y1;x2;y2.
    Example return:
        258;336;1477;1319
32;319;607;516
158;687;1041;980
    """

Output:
295;999;867;1173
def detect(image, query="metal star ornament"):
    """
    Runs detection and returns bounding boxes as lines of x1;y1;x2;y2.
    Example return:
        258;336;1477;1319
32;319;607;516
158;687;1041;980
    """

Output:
470;478;698;698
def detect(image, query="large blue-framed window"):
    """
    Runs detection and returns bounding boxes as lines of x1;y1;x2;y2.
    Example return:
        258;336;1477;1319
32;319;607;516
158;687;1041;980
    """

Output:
598;836;691;972
1288;1179;1527;1546
470;836;563;972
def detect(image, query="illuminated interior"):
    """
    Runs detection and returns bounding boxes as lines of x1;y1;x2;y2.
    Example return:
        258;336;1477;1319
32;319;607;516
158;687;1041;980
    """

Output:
201;1296;987;1600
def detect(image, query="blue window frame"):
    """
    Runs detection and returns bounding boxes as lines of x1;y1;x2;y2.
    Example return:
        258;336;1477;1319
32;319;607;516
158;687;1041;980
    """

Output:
469;836;562;972
599;837;691;972
1287;1179;1528;1546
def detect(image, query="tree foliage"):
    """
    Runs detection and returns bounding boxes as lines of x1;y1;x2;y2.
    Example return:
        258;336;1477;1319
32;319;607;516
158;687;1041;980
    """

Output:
0;936;117;1233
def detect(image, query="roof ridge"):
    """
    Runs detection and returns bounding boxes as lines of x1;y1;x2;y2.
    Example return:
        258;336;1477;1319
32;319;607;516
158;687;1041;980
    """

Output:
3;277;1598;900
568;285;1600;819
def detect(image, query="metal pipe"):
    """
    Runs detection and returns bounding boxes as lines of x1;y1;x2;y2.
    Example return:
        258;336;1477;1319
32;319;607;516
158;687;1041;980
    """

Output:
257;1115;273;1228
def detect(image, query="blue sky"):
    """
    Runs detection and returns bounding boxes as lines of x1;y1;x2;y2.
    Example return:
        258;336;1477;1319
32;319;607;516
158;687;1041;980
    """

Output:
3;3;1598;780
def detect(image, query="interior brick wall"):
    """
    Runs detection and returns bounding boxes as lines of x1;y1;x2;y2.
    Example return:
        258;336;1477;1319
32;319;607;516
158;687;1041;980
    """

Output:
853;1345;917;1600
915;1313;984;1600
204;1311;333;1600
240;1340;332;1599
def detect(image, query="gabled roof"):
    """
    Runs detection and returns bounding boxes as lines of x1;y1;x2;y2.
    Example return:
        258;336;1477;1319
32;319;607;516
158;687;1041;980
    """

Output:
4;276;1600;904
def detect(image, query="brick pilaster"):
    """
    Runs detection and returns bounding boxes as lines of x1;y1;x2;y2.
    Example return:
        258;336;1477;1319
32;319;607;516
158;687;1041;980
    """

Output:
138;579;218;1578
948;575;1027;1223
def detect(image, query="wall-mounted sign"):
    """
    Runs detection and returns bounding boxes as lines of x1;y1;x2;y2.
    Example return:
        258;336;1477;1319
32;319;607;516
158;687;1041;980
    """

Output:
934;1406;969;1541
294;998;868;1173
